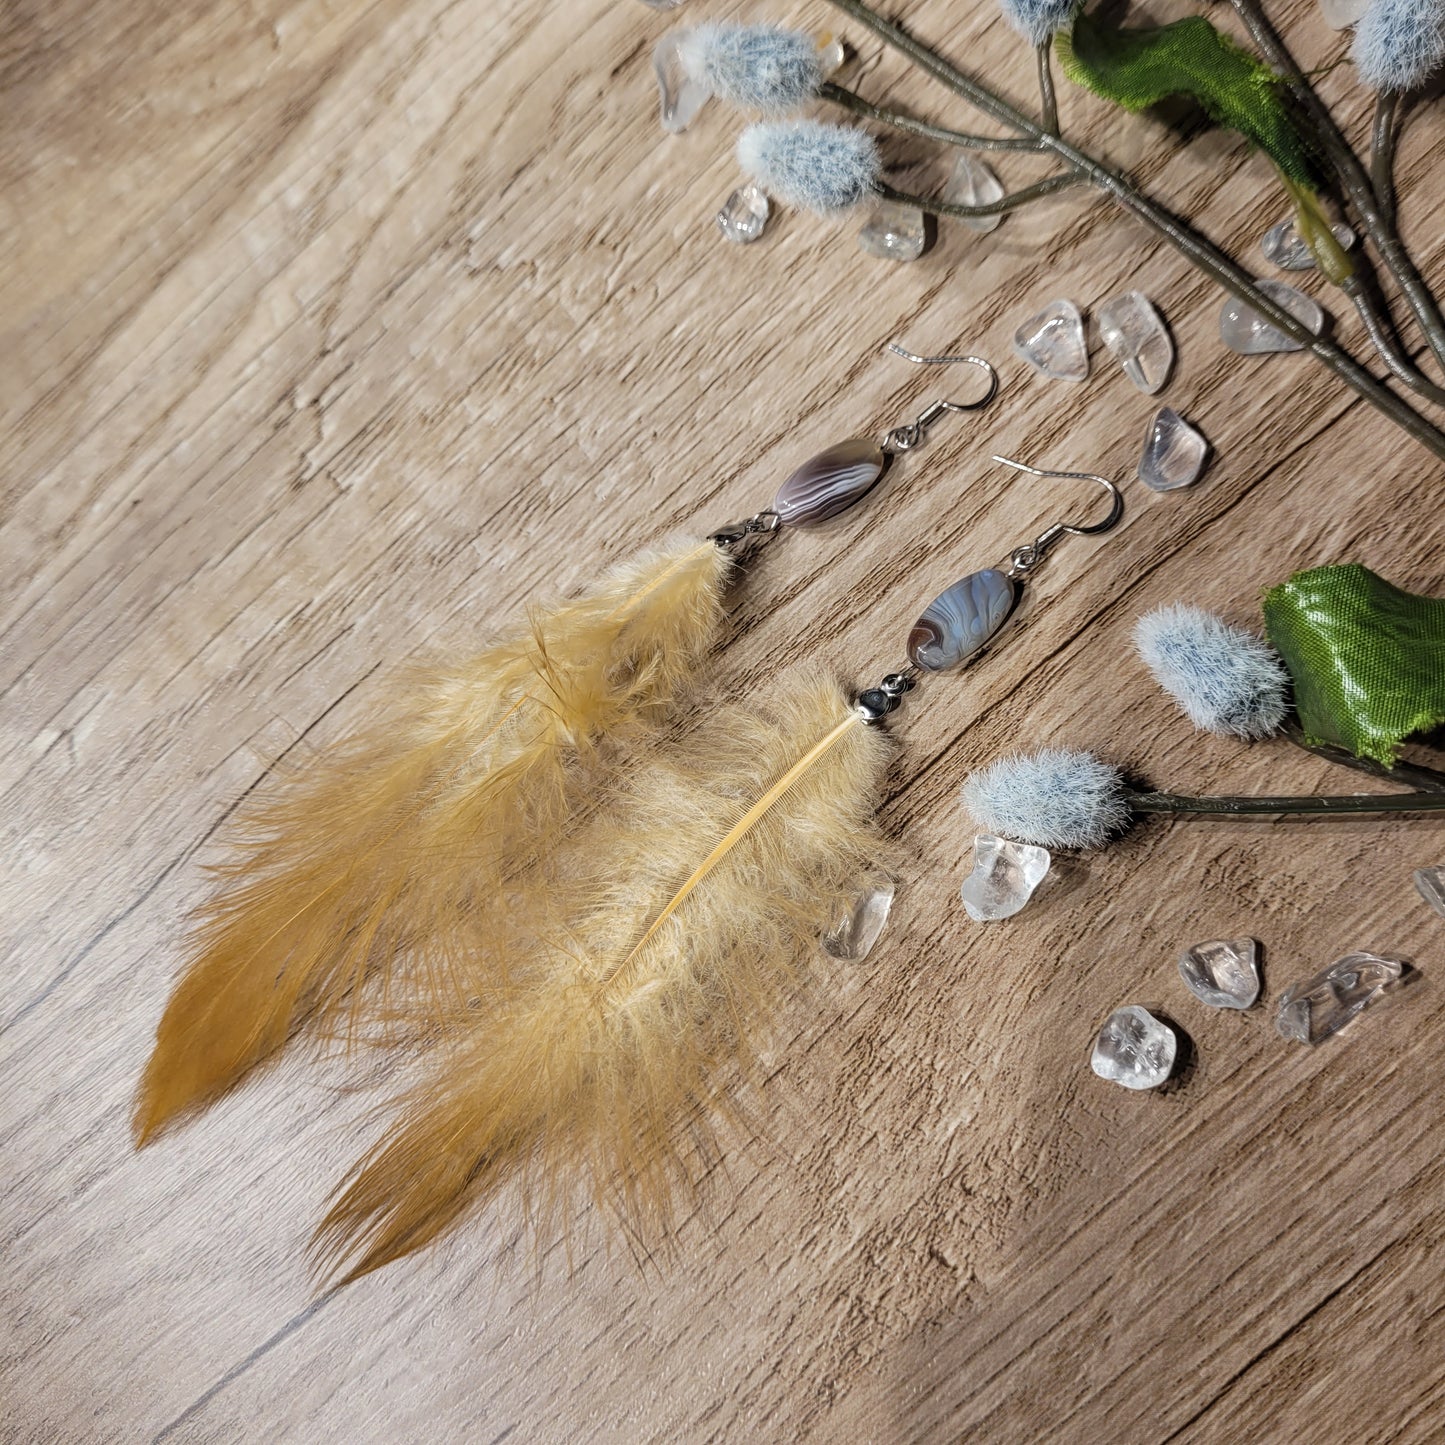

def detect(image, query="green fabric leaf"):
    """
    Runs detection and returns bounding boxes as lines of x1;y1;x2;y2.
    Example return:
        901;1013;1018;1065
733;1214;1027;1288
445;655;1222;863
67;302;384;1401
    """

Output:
1263;563;1445;765
1057;11;1321;190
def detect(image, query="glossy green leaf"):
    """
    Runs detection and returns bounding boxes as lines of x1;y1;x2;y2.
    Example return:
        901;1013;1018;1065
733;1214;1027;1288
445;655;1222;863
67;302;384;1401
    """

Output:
1057;11;1321;191
1263;563;1445;765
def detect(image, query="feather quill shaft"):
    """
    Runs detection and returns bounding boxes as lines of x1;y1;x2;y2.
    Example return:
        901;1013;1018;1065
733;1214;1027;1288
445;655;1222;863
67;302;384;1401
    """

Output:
313;677;893;1282
135;539;731;1144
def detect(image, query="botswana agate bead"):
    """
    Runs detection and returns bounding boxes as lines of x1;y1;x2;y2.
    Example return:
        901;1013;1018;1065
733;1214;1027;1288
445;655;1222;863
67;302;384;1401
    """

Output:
772;438;886;527
908;568;1016;672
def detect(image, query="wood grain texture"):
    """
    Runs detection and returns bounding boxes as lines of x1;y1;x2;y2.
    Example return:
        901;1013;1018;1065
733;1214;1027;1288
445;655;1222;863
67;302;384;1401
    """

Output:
5;0;1445;1439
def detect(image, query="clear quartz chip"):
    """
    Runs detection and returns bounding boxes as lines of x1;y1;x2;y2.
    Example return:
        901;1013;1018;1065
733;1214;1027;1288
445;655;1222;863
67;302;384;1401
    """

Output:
638;0;689;9
858;201;926;261
1013;299;1088;381
816;33;848;77
942;152;1006;234
1138;406;1210;492
1090;1006;1177;1091
1415;867;1445;918
960;834;1050;922
716;184;770;243
1178;938;1261;1009
822;877;896;961
1261;216;1357;271
1097;291;1174;393
1276;952;1404;1043
1220;279;1325;354
1319;0;1369;27
654;33;709;134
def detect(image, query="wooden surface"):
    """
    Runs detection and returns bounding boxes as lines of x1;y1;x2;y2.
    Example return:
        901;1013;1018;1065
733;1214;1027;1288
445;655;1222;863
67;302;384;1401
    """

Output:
5;0;1445;1439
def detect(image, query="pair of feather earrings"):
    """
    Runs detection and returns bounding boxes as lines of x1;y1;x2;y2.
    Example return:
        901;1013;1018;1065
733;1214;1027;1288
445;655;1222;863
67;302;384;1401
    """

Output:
140;359;1042;1277
316;450;1119;1279
138;426;1130;1281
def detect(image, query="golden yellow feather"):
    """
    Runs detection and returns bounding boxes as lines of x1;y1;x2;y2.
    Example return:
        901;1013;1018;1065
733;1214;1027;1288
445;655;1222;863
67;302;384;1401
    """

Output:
312;675;895;1282
135;539;731;1144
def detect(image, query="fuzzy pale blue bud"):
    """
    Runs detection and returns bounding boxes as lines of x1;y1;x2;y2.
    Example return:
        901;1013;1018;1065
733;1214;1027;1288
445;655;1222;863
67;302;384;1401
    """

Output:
737;121;879;214
1134;604;1288;740
999;0;1078;46
962;748;1130;850
678;24;822;113
1354;0;1445;90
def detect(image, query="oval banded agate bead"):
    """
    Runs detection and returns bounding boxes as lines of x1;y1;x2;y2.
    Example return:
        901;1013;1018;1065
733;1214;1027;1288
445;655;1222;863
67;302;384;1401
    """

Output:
907;568;1017;672
772;438;887;527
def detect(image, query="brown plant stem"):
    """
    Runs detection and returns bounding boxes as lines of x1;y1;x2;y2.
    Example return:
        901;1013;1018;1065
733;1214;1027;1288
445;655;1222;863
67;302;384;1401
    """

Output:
820;82;1044;150
876;174;1083;219
823;0;1445;463
1282;720;1445;795
1347;281;1445;405
1036;42;1058;134
1372;92;1400;226
1130;789;1445;817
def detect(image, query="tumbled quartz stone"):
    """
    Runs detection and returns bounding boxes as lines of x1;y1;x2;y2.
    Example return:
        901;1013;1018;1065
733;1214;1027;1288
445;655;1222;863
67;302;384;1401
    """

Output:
773;437;886;526
1090;1006;1177;1091
1013;299;1088;382
654;33;709;134
1319;0;1369;27
961;834;1050;922
716;184;769;244
908;568;1016;672
1414;867;1445;918
1277;952;1404;1044
858;201;925;262
1138;406;1209;492
816;33;847;77
1096;291;1174;394
822;877;895;961
1220;279;1325;355
942;152;1005;234
1179;938;1261;1009
1261;216;1357;271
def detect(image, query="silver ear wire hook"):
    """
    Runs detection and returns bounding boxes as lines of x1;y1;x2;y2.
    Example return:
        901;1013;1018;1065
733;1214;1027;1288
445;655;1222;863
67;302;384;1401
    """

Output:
990;454;1125;576
886;341;996;374
879;343;999;452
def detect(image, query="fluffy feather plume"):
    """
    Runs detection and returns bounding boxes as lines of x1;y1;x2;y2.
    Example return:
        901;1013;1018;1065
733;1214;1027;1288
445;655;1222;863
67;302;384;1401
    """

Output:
678;24;823;112
135;539;731;1145
999;0;1078;45
737;121;879;214
679;23;826;112
312;676;893;1282
1134;604;1288;739
962;748;1130;849
1354;0;1445;91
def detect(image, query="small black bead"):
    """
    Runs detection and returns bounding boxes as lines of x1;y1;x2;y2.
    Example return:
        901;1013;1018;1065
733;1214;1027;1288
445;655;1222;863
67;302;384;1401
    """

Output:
856;688;893;720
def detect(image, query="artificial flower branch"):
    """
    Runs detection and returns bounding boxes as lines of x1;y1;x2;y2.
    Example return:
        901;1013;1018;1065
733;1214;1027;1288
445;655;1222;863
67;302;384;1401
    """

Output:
1228;0;1445;374
821;0;1445;462
830;84;1430;374
964;748;1445;851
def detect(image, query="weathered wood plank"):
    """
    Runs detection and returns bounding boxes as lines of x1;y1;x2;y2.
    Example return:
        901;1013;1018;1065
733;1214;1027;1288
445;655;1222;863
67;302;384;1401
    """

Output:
5;0;1445;1440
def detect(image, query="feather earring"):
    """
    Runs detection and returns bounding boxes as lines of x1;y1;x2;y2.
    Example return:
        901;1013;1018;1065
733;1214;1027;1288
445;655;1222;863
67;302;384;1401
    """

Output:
135;363;998;1144
313;453;1124;1283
